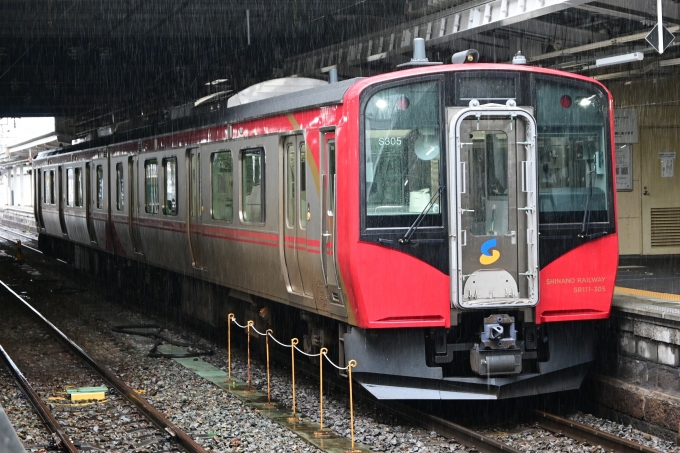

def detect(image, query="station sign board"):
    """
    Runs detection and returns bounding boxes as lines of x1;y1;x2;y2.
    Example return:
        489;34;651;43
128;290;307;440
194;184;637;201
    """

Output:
614;108;638;144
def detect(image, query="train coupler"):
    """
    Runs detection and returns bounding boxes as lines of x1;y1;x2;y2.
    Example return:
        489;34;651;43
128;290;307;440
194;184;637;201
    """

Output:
470;314;522;376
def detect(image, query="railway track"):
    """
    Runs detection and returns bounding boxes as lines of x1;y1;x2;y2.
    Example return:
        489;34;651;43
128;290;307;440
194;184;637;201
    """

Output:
0;275;209;452
0;224;41;254
532;410;664;453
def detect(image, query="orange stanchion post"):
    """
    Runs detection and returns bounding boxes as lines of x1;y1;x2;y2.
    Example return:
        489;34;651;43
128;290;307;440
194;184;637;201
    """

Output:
287;338;300;422
225;313;235;384
345;360;360;453
263;329;275;408
246;320;254;393
16;240;22;262
314;348;330;437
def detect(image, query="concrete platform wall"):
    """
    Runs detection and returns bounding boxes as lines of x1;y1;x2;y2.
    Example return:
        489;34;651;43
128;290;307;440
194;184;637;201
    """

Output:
0;208;36;233
588;298;680;441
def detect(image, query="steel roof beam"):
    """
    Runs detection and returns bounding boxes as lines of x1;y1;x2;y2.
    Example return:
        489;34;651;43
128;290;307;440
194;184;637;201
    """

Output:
527;24;680;63
584;0;680;23
283;0;592;76
502;20;596;48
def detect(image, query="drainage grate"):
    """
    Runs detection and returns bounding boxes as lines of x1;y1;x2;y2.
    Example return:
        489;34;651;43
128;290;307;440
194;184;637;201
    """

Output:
651;208;680;247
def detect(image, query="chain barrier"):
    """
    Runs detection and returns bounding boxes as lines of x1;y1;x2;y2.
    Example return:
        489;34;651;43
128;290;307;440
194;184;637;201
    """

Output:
227;315;359;450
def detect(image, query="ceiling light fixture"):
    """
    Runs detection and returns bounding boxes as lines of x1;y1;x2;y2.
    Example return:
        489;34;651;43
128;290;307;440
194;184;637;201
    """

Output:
595;52;644;67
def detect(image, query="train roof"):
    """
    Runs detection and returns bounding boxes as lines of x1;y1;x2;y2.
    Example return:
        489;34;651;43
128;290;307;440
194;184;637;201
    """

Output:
36;77;360;160
35;62;612;161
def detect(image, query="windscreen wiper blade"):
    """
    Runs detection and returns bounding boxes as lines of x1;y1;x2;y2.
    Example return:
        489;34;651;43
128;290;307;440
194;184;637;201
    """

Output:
578;167;595;239
399;186;443;244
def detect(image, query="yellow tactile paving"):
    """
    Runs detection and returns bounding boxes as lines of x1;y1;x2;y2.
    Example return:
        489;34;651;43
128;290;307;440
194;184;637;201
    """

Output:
614;286;680;302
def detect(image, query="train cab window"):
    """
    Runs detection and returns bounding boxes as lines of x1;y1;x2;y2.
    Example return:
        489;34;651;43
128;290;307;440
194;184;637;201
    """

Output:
67;168;75;207
75;168;83;207
96;165;104;209
241;148;264;224
116;163;124;211
362;80;443;229
211;151;233;221
163;157;178;216
534;78;611;226
299;142;307;228
144;159;159;214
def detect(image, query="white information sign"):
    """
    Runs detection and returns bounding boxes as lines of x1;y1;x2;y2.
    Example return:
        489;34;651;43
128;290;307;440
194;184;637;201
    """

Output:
614;108;638;144
615;146;632;191
660;152;676;178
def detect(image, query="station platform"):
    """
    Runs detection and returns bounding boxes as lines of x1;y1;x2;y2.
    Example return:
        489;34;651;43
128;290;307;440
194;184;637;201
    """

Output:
0;404;26;453
613;255;680;313
0;206;35;234
616;255;680;296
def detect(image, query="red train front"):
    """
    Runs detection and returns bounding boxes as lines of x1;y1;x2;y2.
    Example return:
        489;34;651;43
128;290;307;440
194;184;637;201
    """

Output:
335;63;617;399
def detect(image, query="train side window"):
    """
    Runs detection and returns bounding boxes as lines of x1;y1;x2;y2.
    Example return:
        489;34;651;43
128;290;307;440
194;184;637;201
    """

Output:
67;168;75;206
144;159;159;214
49;170;55;204
299;141;306;228
241;148;264;224
211;151;233;221
163;157;178;216
116;163;124;211
328;140;336;214
75;167;83;207
285;143;295;227
96;165;104;209
43;171;48;204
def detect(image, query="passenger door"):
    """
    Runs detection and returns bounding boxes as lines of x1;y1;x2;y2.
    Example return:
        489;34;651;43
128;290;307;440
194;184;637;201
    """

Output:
58;166;68;236
85;162;97;244
129;156;144;255
187;147;205;269
282;135;316;297
450;109;538;309
283;136;305;293
35;169;45;230
321;131;343;304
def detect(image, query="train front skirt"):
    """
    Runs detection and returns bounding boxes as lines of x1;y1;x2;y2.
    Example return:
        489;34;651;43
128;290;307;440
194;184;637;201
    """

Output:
344;321;597;400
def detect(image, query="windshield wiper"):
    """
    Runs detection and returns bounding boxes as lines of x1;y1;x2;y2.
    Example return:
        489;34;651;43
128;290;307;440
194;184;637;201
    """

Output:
578;165;598;240
399;186;443;244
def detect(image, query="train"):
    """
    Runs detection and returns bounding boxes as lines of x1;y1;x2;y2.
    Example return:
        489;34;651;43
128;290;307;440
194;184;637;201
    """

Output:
33;51;618;400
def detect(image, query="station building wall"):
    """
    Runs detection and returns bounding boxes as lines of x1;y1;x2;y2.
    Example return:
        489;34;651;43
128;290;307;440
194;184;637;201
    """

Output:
608;77;680;256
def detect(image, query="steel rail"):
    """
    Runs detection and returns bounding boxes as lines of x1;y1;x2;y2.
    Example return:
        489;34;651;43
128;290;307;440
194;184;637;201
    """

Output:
535;410;661;453
0;224;38;242
422;412;523;453
0;278;209;453
0;231;42;254
0;344;80;453
340;394;521;453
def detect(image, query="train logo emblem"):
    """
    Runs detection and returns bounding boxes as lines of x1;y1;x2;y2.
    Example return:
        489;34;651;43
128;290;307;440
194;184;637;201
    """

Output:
479;238;500;265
